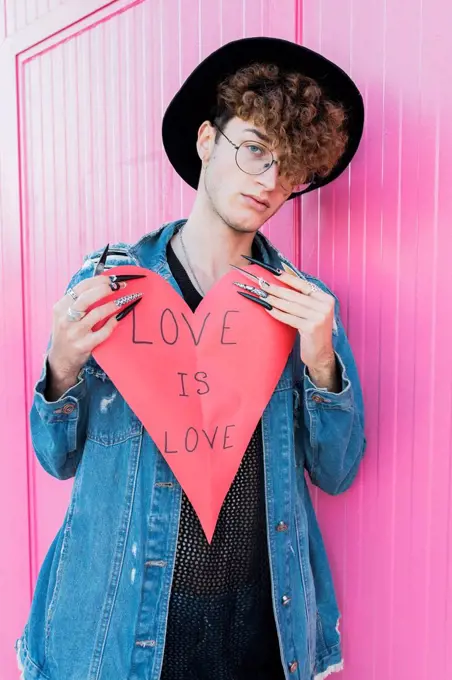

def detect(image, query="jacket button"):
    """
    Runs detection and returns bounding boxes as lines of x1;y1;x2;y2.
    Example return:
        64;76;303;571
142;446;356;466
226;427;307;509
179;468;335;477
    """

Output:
62;403;76;414
282;595;291;606
289;660;298;673
276;521;288;532
312;395;325;403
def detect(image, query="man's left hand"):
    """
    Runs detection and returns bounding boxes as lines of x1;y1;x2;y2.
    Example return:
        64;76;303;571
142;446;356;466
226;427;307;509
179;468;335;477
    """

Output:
262;271;336;372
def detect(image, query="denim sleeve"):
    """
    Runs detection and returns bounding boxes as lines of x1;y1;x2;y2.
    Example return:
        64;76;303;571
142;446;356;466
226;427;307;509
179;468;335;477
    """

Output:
30;358;89;480
294;302;367;495
29;259;97;480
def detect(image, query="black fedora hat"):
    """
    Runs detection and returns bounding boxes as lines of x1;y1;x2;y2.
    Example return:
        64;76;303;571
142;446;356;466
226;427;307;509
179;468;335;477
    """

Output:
162;36;364;200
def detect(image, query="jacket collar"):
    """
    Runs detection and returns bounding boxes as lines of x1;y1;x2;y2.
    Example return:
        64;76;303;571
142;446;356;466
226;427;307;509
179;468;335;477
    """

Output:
128;219;283;275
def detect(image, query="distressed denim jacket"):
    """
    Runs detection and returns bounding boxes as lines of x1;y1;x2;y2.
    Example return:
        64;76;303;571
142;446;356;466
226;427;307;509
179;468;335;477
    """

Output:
15;219;366;680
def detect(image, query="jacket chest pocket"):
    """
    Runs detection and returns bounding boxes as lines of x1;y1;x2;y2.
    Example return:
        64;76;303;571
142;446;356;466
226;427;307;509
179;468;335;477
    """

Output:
273;352;295;392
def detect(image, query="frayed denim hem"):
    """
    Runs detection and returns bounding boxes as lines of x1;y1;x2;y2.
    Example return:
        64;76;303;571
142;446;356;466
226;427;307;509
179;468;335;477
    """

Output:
15;638;26;679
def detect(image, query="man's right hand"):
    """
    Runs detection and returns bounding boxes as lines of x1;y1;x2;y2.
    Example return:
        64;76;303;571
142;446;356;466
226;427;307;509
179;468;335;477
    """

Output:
46;277;135;400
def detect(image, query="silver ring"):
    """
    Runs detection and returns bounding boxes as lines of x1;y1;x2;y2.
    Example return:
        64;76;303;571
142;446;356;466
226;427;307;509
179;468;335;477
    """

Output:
307;282;320;295
66;307;86;322
67;287;78;301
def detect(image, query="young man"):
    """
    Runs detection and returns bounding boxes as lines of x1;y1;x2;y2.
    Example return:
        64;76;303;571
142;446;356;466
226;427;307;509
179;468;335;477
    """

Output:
16;37;366;680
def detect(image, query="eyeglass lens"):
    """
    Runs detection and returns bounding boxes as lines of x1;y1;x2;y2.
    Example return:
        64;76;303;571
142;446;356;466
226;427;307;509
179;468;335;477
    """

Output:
236;141;311;193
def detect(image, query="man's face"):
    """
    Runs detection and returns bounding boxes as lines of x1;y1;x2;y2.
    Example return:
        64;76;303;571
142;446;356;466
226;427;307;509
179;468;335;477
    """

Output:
200;116;292;233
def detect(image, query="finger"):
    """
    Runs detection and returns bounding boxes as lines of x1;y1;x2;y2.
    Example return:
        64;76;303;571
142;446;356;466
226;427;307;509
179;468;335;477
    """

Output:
85;314;118;351
65;315;117;357
276;269;331;302
264;280;331;312
67;280;116;315
266;292;325;321
61;276;112;312
265;305;313;331
80;294;142;331
71;274;112;297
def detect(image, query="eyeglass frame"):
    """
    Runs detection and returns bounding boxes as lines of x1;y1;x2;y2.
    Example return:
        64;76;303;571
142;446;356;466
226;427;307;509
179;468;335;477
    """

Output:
212;123;305;193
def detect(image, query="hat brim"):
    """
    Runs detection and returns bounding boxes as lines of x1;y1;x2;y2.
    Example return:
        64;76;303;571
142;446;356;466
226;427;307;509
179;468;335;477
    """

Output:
162;36;364;200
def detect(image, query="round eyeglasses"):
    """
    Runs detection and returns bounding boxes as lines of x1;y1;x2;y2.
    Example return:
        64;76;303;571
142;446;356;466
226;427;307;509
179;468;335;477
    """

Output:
214;124;311;194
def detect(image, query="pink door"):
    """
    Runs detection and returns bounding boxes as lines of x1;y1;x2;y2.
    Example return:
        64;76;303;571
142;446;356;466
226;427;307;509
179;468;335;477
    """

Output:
1;1;451;679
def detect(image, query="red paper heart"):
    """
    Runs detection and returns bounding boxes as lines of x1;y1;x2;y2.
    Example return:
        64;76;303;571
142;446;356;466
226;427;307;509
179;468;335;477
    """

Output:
93;265;296;542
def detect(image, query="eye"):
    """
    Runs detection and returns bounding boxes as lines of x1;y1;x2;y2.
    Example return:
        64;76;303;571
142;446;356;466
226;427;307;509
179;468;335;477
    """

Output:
244;143;265;156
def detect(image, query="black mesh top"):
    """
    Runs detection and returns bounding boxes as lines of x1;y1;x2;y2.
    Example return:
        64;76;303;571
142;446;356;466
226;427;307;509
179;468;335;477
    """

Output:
159;240;285;680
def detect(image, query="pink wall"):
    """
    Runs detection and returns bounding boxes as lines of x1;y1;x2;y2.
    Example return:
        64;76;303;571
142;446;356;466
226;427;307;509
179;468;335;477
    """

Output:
301;2;452;678
0;1;451;679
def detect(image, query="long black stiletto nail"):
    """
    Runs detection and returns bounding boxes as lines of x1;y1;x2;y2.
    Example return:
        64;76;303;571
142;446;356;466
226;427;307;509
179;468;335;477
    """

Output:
233;281;269;299
109;274;147;283
237;291;273;310
241;255;283;276
94;244;110;276
116;297;142;321
229;264;270;288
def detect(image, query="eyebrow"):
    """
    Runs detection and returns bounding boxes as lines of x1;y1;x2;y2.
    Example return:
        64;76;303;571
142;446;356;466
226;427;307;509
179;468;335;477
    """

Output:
242;127;271;143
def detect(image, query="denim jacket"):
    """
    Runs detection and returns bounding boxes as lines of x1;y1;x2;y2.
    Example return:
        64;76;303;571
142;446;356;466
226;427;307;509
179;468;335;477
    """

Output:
15;219;366;680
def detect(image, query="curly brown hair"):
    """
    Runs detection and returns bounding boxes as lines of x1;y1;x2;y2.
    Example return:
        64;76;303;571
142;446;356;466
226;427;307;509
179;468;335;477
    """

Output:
213;63;348;186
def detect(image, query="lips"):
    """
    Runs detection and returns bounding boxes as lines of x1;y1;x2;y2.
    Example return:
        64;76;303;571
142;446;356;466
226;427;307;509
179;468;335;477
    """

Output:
242;194;270;210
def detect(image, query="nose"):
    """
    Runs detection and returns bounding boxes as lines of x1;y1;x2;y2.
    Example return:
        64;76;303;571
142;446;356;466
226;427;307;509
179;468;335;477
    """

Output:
257;162;279;191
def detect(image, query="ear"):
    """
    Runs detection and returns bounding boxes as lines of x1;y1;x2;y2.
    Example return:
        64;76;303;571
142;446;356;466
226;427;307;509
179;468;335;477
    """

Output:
196;120;216;165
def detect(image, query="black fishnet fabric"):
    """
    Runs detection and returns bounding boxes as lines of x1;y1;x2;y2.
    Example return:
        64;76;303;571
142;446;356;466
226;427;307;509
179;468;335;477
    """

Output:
159;241;285;680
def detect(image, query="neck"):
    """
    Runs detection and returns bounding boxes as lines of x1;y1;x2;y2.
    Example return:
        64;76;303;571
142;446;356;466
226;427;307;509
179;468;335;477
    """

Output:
174;195;257;292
